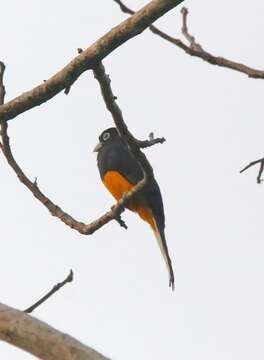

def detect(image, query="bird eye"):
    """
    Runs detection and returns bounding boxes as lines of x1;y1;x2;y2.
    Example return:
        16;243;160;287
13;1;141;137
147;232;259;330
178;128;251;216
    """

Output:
102;132;110;141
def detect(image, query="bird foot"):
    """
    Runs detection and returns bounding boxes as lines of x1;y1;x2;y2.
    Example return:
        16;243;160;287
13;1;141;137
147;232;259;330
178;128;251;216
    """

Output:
115;214;128;230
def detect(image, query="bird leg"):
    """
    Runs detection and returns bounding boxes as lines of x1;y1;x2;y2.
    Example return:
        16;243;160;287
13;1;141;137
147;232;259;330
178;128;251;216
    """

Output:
110;204;128;229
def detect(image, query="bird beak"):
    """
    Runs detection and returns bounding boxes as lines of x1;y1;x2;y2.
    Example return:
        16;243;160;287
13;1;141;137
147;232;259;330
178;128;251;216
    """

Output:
93;142;103;152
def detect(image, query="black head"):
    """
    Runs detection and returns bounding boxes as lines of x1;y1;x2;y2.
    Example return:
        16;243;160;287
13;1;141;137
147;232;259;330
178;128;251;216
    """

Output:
94;127;121;152
99;128;120;143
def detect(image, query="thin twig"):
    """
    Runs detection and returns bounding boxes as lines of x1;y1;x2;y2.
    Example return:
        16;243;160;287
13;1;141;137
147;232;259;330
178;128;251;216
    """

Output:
137;135;166;149
181;7;203;51
113;0;264;79
0;61;6;105
0;61;6;150
240;158;264;184
24;270;74;314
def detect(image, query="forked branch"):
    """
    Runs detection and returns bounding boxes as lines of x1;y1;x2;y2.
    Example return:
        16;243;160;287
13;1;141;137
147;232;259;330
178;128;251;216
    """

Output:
113;1;264;79
93;62;161;182
0;0;184;123
240;158;264;184
0;119;141;234
0;58;164;236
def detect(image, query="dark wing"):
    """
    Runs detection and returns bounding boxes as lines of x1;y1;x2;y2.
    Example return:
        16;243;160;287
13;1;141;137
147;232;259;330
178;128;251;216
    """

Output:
146;179;165;231
97;140;143;184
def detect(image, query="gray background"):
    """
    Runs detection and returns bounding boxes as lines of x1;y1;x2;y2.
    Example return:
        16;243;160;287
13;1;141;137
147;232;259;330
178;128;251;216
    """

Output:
1;0;264;359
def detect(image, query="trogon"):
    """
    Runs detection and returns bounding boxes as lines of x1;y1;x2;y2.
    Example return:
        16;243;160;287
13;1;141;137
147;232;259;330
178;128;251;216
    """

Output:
94;127;174;289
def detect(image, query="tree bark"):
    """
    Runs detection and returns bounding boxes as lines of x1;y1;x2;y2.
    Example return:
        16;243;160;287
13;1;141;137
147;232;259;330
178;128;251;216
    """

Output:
0;303;109;360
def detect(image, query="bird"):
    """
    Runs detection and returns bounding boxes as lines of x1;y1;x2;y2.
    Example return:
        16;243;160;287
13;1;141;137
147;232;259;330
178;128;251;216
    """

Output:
94;127;174;290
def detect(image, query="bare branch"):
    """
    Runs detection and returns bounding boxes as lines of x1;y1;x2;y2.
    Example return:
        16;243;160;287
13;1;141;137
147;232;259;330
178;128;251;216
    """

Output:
0;0;184;123
181;7;203;51
0;122;142;234
137;136;166;149
0;61;6;149
93;62;165;239
0;302;110;360
92;64;165;151
92;60;167;231
24;270;74;314
0;61;161;233
113;1;264;79
0;63;118;360
0;61;6;105
1;117;152;235
0;64;150;236
240;158;264;184
92;61;169;245
93;62;164;185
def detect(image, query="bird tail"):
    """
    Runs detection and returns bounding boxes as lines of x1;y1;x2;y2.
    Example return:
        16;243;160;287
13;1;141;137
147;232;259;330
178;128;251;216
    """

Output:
152;219;175;290
135;207;175;290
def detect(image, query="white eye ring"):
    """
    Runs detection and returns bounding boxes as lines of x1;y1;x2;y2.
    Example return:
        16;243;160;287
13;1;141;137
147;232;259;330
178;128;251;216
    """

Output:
102;132;110;141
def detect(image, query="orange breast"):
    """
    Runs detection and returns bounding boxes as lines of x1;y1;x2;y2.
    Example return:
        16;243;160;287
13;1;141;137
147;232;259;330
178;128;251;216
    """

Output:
103;170;134;201
103;170;156;230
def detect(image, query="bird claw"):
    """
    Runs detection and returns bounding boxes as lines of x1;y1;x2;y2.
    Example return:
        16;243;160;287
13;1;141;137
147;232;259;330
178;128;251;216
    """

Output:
115;214;128;229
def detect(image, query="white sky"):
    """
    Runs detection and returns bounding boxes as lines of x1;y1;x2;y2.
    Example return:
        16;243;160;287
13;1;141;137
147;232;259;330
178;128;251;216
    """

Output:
1;1;264;359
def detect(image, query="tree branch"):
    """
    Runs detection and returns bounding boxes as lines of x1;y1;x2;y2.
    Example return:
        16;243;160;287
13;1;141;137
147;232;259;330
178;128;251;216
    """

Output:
92;61;168;247
0;65;108;360
0;52;165;236
0;61;6;150
0;120;149;233
240;158;264;184
0;302;109;360
93;61;156;183
0;61;6;105
181;7;203;51
0;63;155;235
0;0;184;123
113;0;264;79
24;270;74;314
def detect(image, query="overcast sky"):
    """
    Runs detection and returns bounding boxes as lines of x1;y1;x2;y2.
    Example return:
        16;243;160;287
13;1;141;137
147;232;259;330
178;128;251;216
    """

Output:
1;1;264;359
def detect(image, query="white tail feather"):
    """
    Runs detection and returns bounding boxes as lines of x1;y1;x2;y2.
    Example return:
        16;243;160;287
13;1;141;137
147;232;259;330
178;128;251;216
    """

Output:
152;219;175;290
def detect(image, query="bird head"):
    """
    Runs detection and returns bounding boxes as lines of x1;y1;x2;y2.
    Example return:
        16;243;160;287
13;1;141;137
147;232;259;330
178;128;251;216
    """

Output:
93;127;120;152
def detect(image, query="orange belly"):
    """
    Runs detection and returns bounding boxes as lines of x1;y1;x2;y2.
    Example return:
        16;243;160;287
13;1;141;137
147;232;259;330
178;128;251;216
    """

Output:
103;170;156;230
